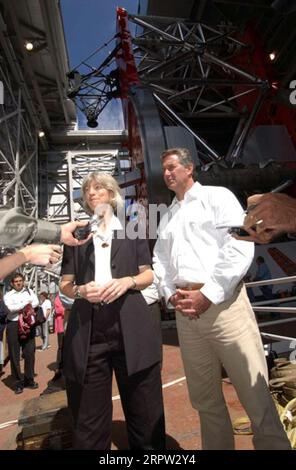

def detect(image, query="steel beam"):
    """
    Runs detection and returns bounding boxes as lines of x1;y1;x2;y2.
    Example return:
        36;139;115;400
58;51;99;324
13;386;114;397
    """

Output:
153;92;220;161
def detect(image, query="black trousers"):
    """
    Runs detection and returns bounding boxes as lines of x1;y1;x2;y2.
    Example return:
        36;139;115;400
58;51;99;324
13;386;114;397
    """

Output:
6;320;36;386
66;307;165;450
56;332;64;370
148;301;163;364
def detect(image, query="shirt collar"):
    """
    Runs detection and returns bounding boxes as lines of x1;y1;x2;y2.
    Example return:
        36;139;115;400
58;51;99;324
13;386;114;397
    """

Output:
13;287;26;294
93;214;123;238
169;181;203;209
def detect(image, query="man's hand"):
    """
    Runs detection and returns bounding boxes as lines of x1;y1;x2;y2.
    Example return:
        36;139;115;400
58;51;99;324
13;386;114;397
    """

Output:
233;225;277;244
236;193;296;244
60;221;92;246
175;289;212;319
20;244;62;266
168;291;184;308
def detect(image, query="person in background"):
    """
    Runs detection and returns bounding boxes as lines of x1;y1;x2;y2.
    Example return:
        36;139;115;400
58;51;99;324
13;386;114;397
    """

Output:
4;273;39;394
58;291;73;331
253;256;273;300
153;147;291;450
40;292;72;396
241;193;296;244
53;293;65;379
0;293;9;376
39;292;52;351
0;244;61;280
60;172;165;450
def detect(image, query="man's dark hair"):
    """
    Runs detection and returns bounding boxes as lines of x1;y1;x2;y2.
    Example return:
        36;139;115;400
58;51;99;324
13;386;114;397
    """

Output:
40;291;48;299
11;273;25;283
160;148;197;180
161;148;192;166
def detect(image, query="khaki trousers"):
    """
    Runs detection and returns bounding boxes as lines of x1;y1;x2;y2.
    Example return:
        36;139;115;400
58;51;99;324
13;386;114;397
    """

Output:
176;284;291;450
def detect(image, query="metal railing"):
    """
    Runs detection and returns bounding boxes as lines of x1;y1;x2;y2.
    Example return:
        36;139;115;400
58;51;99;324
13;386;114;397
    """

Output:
245;275;296;348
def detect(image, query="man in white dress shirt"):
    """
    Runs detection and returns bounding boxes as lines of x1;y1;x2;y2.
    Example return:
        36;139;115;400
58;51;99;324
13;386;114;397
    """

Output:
153;148;290;450
4;273;39;393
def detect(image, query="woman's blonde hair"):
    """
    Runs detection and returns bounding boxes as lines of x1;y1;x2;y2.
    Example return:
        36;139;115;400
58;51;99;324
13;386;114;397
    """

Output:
81;172;123;214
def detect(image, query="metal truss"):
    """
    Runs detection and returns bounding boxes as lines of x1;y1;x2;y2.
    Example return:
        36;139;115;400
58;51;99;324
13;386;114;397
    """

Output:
66;37;120;128
66;12;269;164
128;14;269;162
0;59;40;290
40;150;119;223
0;63;38;214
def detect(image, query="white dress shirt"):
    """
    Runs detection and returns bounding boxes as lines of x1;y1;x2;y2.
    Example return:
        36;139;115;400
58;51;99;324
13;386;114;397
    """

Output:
4;287;39;321
141;272;160;305
41;299;52;320
93;215;123;286
153;182;254;305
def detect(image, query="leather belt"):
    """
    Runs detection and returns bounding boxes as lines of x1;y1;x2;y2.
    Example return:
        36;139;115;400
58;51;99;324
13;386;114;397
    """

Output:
176;283;204;291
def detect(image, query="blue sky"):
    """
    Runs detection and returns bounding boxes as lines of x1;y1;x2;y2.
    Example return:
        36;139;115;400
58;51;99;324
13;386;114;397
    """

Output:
61;0;140;130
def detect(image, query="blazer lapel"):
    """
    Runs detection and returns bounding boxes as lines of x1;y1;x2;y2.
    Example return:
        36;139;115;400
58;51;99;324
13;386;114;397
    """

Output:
111;229;125;261
80;238;95;280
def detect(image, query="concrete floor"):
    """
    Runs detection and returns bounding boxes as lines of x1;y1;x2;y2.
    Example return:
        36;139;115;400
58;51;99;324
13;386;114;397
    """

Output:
0;327;253;450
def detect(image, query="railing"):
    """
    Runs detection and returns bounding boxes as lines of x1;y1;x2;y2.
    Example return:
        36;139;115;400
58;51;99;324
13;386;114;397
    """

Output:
245;275;296;351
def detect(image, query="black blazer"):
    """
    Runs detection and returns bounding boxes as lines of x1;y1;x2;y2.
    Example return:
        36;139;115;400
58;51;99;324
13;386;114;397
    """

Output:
61;231;161;384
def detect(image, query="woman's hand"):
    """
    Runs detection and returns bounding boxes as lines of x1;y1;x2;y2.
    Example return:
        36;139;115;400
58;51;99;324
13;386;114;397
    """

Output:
79;281;105;303
98;277;134;304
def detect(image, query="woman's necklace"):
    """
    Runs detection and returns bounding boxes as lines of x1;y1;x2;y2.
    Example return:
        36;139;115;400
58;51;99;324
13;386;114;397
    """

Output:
97;221;111;248
94;213;112;247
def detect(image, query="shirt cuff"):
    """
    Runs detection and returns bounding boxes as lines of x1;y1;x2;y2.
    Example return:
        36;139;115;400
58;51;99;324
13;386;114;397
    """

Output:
33;220;61;244
162;285;176;305
200;281;229;305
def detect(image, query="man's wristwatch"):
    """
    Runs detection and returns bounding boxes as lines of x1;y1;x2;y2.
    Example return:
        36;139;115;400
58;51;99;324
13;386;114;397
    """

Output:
74;285;82;299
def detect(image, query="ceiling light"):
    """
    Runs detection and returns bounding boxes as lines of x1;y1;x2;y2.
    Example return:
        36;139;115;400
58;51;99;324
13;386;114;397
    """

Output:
25;39;47;54
269;52;276;61
38;130;45;138
87;119;98;128
25;41;34;51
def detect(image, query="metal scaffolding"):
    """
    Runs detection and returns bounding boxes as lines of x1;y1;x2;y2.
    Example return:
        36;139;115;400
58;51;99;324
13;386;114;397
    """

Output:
40;149;119;223
128;13;268;163
0;63;38;215
0;58;40;290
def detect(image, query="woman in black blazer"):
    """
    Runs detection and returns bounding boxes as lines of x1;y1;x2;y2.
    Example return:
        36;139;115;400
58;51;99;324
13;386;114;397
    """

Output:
60;172;165;450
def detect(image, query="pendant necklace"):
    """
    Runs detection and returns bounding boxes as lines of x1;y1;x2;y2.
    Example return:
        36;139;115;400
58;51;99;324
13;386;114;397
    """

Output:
100;230;111;248
95;216;110;248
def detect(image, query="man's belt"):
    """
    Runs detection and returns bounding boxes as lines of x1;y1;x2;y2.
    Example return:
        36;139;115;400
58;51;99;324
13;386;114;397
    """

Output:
176;283;204;291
